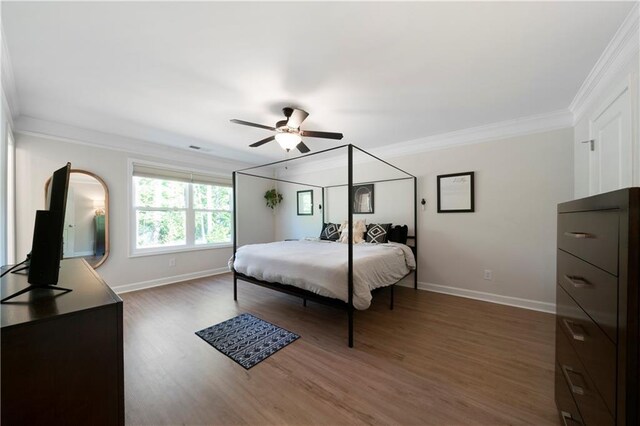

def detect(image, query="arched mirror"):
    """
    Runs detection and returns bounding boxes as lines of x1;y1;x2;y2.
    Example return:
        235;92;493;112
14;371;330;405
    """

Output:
45;169;109;268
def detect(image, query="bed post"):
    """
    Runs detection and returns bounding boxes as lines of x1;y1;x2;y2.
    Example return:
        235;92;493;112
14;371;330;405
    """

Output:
347;144;354;348
321;187;325;225
390;285;394;310
233;171;238;301
413;176;418;290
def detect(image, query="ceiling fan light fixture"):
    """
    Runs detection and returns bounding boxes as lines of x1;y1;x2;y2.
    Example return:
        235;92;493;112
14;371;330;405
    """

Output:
231;107;342;153
275;132;301;151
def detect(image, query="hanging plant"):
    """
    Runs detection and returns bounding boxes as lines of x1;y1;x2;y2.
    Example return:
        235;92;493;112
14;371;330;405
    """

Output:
264;189;283;209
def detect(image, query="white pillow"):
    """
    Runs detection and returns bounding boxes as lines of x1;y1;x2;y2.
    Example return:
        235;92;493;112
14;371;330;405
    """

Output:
338;220;367;244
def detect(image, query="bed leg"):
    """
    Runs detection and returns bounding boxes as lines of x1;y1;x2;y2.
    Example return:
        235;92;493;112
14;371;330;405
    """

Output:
390;285;394;310
233;273;238;301
303;298;307;307
348;308;354;348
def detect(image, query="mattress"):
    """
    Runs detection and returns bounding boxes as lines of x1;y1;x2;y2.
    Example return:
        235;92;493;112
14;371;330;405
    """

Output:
230;240;416;310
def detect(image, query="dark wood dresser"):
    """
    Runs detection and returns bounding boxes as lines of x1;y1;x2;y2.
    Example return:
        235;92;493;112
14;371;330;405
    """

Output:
555;188;639;426
1;258;124;425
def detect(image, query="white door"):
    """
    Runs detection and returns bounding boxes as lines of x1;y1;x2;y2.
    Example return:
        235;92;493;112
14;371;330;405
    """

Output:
63;187;75;257
589;88;632;195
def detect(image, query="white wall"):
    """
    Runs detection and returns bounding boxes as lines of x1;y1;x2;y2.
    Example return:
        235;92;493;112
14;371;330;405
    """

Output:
273;183;324;240
276;128;573;310
14;133;275;291
274;151;416;239
274;180;414;237
407;128;573;308
235;173;277;246
324;180;414;233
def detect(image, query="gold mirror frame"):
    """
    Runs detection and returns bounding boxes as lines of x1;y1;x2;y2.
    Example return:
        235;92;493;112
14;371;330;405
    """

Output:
44;169;110;269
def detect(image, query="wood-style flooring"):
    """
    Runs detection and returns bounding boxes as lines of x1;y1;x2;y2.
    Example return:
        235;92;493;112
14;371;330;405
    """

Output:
121;273;558;425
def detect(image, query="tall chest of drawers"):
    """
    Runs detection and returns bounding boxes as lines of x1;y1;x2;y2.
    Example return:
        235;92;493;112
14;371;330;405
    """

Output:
555;188;640;426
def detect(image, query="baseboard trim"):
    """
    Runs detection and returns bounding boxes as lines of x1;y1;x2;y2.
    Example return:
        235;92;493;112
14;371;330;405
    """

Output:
113;271;555;313
112;267;230;294
397;281;555;314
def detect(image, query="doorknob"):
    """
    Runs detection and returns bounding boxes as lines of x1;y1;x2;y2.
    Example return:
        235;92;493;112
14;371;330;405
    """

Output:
581;139;595;151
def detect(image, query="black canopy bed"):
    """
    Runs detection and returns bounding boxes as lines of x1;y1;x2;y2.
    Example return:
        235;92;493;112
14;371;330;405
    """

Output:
231;144;417;347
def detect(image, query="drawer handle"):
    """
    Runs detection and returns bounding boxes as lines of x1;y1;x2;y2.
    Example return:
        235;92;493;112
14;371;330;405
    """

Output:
562;319;586;341
561;365;586;395
564;232;594;239
563;275;591;289
561;411;582;426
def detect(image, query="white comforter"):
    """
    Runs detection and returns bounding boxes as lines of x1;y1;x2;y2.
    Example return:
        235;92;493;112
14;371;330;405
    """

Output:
230;240;416;310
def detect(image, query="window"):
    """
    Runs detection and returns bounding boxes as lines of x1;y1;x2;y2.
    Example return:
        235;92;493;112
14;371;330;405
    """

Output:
193;183;232;244
131;162;232;255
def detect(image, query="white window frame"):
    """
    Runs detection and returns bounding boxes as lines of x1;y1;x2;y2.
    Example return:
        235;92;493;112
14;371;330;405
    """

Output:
128;159;233;257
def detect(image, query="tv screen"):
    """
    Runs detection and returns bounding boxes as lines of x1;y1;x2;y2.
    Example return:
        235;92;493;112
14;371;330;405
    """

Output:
47;164;71;214
27;163;71;286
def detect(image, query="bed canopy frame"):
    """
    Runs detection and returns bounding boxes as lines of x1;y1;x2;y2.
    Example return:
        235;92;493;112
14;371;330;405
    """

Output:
232;144;417;347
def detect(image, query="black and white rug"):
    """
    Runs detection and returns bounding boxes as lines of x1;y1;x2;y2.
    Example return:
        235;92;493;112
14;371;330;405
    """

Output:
195;313;300;369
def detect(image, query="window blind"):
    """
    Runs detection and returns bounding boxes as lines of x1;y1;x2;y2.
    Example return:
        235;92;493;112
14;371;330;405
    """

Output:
132;163;232;186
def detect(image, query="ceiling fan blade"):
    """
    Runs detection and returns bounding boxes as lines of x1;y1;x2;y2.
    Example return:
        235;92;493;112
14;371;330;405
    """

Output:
286;108;309;128
249;135;275;147
230;119;276;131
301;130;343;140
296;141;311;153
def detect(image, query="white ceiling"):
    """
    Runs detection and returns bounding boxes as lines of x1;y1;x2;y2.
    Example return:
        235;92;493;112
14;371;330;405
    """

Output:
2;1;634;163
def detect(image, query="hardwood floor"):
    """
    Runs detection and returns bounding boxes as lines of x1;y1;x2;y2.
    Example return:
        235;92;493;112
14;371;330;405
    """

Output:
121;273;558;425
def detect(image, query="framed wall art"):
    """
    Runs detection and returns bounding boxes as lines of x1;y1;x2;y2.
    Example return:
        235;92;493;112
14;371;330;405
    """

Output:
437;172;474;213
297;190;313;215
352;184;374;214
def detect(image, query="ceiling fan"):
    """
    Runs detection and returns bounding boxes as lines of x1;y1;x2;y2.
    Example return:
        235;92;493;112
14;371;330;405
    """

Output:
230;107;344;153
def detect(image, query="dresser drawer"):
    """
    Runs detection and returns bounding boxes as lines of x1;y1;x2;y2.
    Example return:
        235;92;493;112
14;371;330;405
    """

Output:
555;363;584;426
558;210;618;275
556;287;616;415
557;250;617;343
556;317;614;425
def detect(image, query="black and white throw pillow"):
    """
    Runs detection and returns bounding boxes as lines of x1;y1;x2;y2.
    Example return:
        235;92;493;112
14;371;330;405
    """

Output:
366;223;391;244
320;223;341;241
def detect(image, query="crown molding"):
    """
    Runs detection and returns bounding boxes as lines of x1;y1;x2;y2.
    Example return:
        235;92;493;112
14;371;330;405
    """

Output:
278;109;573;177
569;3;639;123
13;116;255;172
371;109;573;160
1;25;19;119
16;104;574;179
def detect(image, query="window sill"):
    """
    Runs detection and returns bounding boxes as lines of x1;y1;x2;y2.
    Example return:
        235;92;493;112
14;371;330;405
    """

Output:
129;243;233;258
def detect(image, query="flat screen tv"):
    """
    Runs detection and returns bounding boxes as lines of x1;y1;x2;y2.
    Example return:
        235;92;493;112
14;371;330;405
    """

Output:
1;163;73;303
27;162;72;286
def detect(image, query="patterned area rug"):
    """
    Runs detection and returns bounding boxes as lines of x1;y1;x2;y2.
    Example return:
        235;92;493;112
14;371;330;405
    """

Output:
195;313;300;369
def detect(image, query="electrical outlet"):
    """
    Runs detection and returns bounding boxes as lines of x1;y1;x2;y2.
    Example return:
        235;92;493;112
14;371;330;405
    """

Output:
483;269;493;280
169;258;176;267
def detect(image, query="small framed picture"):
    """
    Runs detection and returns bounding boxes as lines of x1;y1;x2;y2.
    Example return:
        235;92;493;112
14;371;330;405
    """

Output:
437;172;474;213
297;190;313;215
352;184;374;214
